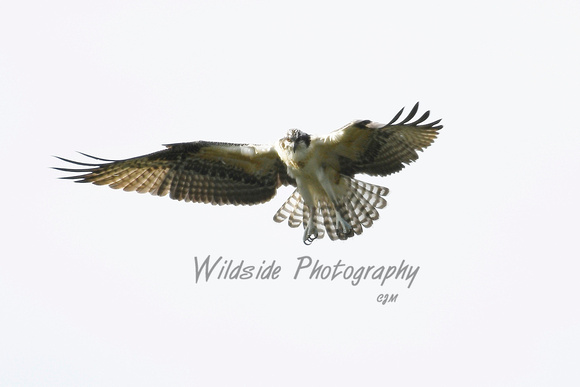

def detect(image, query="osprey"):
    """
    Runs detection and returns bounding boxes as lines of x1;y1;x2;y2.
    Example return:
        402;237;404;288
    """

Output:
55;103;442;245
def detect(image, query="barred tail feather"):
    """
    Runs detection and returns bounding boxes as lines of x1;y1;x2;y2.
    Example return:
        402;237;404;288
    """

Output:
317;200;357;241
273;177;389;242
351;189;378;226
349;178;388;209
324;177;389;241
273;189;301;225
314;207;325;240
343;197;363;235
348;177;388;224
288;199;304;228
320;201;338;240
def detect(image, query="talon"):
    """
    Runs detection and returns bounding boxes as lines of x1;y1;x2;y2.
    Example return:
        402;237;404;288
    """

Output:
304;233;317;245
303;227;319;245
335;211;353;239
302;205;319;245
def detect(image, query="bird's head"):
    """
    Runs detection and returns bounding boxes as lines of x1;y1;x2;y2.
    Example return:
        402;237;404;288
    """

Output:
285;129;311;153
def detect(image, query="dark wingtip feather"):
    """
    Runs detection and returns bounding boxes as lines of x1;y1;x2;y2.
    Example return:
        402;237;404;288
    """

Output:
425;119;443;129
386;106;405;126
76;152;116;162
52;153;108;182
57;175;91;181
385;102;443;129
52;166;97;173
53;155;102;167
408;110;431;126
398;102;420;125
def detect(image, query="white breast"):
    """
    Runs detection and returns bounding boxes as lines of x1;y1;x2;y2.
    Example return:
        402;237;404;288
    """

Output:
277;138;338;207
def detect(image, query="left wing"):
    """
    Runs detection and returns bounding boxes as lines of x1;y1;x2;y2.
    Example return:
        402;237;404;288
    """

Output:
54;141;295;205
318;102;443;177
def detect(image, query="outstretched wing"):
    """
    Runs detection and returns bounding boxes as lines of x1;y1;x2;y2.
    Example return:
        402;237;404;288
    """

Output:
54;141;295;205
320;102;443;177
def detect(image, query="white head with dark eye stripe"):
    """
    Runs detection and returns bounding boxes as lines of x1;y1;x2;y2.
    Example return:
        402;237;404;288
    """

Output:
286;129;311;153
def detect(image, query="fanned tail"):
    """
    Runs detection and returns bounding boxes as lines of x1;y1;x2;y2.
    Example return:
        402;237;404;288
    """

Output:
324;177;388;240
273;177;389;242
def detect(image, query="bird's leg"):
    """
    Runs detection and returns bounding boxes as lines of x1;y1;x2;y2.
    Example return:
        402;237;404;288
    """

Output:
334;208;354;240
315;167;353;240
303;205;318;245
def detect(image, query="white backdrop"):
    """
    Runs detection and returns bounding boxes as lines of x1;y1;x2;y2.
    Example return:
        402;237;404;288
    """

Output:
2;0;579;385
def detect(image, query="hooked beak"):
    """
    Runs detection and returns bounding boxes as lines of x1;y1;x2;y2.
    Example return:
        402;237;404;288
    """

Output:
286;129;310;153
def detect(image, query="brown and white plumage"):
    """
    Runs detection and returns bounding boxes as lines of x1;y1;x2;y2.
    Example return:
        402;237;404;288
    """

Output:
56;142;294;205
55;102;442;244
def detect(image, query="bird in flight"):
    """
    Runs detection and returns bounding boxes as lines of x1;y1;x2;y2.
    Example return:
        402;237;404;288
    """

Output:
55;103;443;245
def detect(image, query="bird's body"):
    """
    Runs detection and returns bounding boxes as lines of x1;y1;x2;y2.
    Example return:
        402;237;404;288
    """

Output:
55;103;443;244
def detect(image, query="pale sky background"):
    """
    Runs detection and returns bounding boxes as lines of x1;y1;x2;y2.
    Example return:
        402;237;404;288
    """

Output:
1;0;579;385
